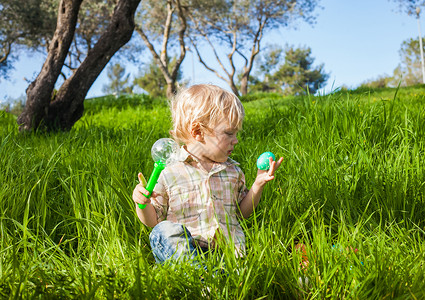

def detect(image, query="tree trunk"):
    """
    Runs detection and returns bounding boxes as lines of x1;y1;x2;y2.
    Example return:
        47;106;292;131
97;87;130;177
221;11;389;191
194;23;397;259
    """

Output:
136;0;186;100
229;80;240;97
18;0;142;132
45;0;141;131
240;74;249;96
166;81;176;99
17;0;82;131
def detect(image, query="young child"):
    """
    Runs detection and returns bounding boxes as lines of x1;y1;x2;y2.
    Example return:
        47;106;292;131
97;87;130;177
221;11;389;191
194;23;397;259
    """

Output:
132;84;283;263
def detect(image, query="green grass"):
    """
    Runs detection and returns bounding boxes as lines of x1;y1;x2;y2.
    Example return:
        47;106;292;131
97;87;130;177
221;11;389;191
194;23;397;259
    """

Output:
1;86;425;299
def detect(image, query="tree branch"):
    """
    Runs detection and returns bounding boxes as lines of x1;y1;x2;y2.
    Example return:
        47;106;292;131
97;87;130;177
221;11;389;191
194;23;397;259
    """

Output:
226;30;237;81
0;43;11;64
160;0;175;65
135;25;171;82
170;0;187;82
243;17;267;76
189;36;228;83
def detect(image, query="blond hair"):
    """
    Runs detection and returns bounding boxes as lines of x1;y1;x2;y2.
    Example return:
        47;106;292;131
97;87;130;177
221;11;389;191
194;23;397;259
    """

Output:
170;84;245;144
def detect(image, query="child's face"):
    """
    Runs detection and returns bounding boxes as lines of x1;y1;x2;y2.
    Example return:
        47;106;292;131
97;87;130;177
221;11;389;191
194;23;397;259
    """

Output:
194;120;240;163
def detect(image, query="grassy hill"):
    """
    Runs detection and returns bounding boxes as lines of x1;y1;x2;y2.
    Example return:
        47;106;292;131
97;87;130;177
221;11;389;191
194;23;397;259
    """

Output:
1;86;424;298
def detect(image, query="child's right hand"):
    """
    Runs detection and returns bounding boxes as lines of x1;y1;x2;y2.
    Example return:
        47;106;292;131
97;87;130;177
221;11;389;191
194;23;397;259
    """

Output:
132;173;157;208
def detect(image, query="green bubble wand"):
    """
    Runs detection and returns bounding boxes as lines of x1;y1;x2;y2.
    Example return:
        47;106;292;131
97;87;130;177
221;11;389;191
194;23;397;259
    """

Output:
138;138;179;209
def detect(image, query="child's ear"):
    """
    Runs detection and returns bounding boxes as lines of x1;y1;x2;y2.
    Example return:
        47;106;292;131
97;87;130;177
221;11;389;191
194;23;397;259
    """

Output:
191;123;204;142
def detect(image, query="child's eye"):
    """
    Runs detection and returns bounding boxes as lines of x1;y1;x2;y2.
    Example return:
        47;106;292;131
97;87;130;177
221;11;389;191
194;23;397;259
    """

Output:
225;131;235;136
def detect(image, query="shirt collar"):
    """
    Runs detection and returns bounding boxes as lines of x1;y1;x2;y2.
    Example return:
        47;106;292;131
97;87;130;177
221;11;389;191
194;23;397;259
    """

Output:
178;146;239;168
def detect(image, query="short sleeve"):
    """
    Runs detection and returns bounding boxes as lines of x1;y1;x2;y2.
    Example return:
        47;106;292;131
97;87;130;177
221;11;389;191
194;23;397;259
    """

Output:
150;173;169;222
236;167;249;204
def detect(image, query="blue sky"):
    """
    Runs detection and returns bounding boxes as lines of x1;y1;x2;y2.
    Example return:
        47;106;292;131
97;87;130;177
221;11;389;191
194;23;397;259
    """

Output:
0;0;421;103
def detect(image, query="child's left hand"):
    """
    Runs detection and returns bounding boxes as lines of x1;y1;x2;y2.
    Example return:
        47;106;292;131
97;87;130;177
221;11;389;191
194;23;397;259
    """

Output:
255;156;283;186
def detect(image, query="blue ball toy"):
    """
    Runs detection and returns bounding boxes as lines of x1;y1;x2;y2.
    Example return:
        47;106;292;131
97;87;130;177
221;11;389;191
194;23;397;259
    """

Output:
256;152;276;170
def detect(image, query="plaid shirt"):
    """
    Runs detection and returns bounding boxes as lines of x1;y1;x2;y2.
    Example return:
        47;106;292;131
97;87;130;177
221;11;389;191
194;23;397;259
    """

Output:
151;147;249;254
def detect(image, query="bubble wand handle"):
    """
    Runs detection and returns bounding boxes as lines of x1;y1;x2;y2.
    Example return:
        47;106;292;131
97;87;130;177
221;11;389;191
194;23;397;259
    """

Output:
138;161;166;209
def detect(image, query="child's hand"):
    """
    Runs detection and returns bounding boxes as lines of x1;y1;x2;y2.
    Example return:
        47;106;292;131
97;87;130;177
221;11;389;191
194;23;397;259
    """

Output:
132;173;157;208
255;156;283;187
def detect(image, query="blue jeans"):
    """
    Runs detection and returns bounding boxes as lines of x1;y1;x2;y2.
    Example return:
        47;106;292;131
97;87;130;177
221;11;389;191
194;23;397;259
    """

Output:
149;221;208;264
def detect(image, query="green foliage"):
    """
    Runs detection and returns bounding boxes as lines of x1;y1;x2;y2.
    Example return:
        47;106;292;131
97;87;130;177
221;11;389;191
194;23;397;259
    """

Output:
392;37;425;86
133;57;183;97
133;60;167;97
245;45;284;93
276;46;329;95
0;0;117;77
134;0;188;98
0;0;57;47
372;37;425;88
359;74;394;89
189;0;320;96
250;45;329;95
1;87;425;298
102;63;133;96
136;0;183;40
0;0;57;77
0;95;26;116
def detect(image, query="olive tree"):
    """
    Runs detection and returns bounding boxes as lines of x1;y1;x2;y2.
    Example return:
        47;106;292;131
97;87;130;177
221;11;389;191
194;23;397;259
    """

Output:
134;0;188;98
17;0;141;131
0;0;117;81
0;0;57;78
189;0;319;96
